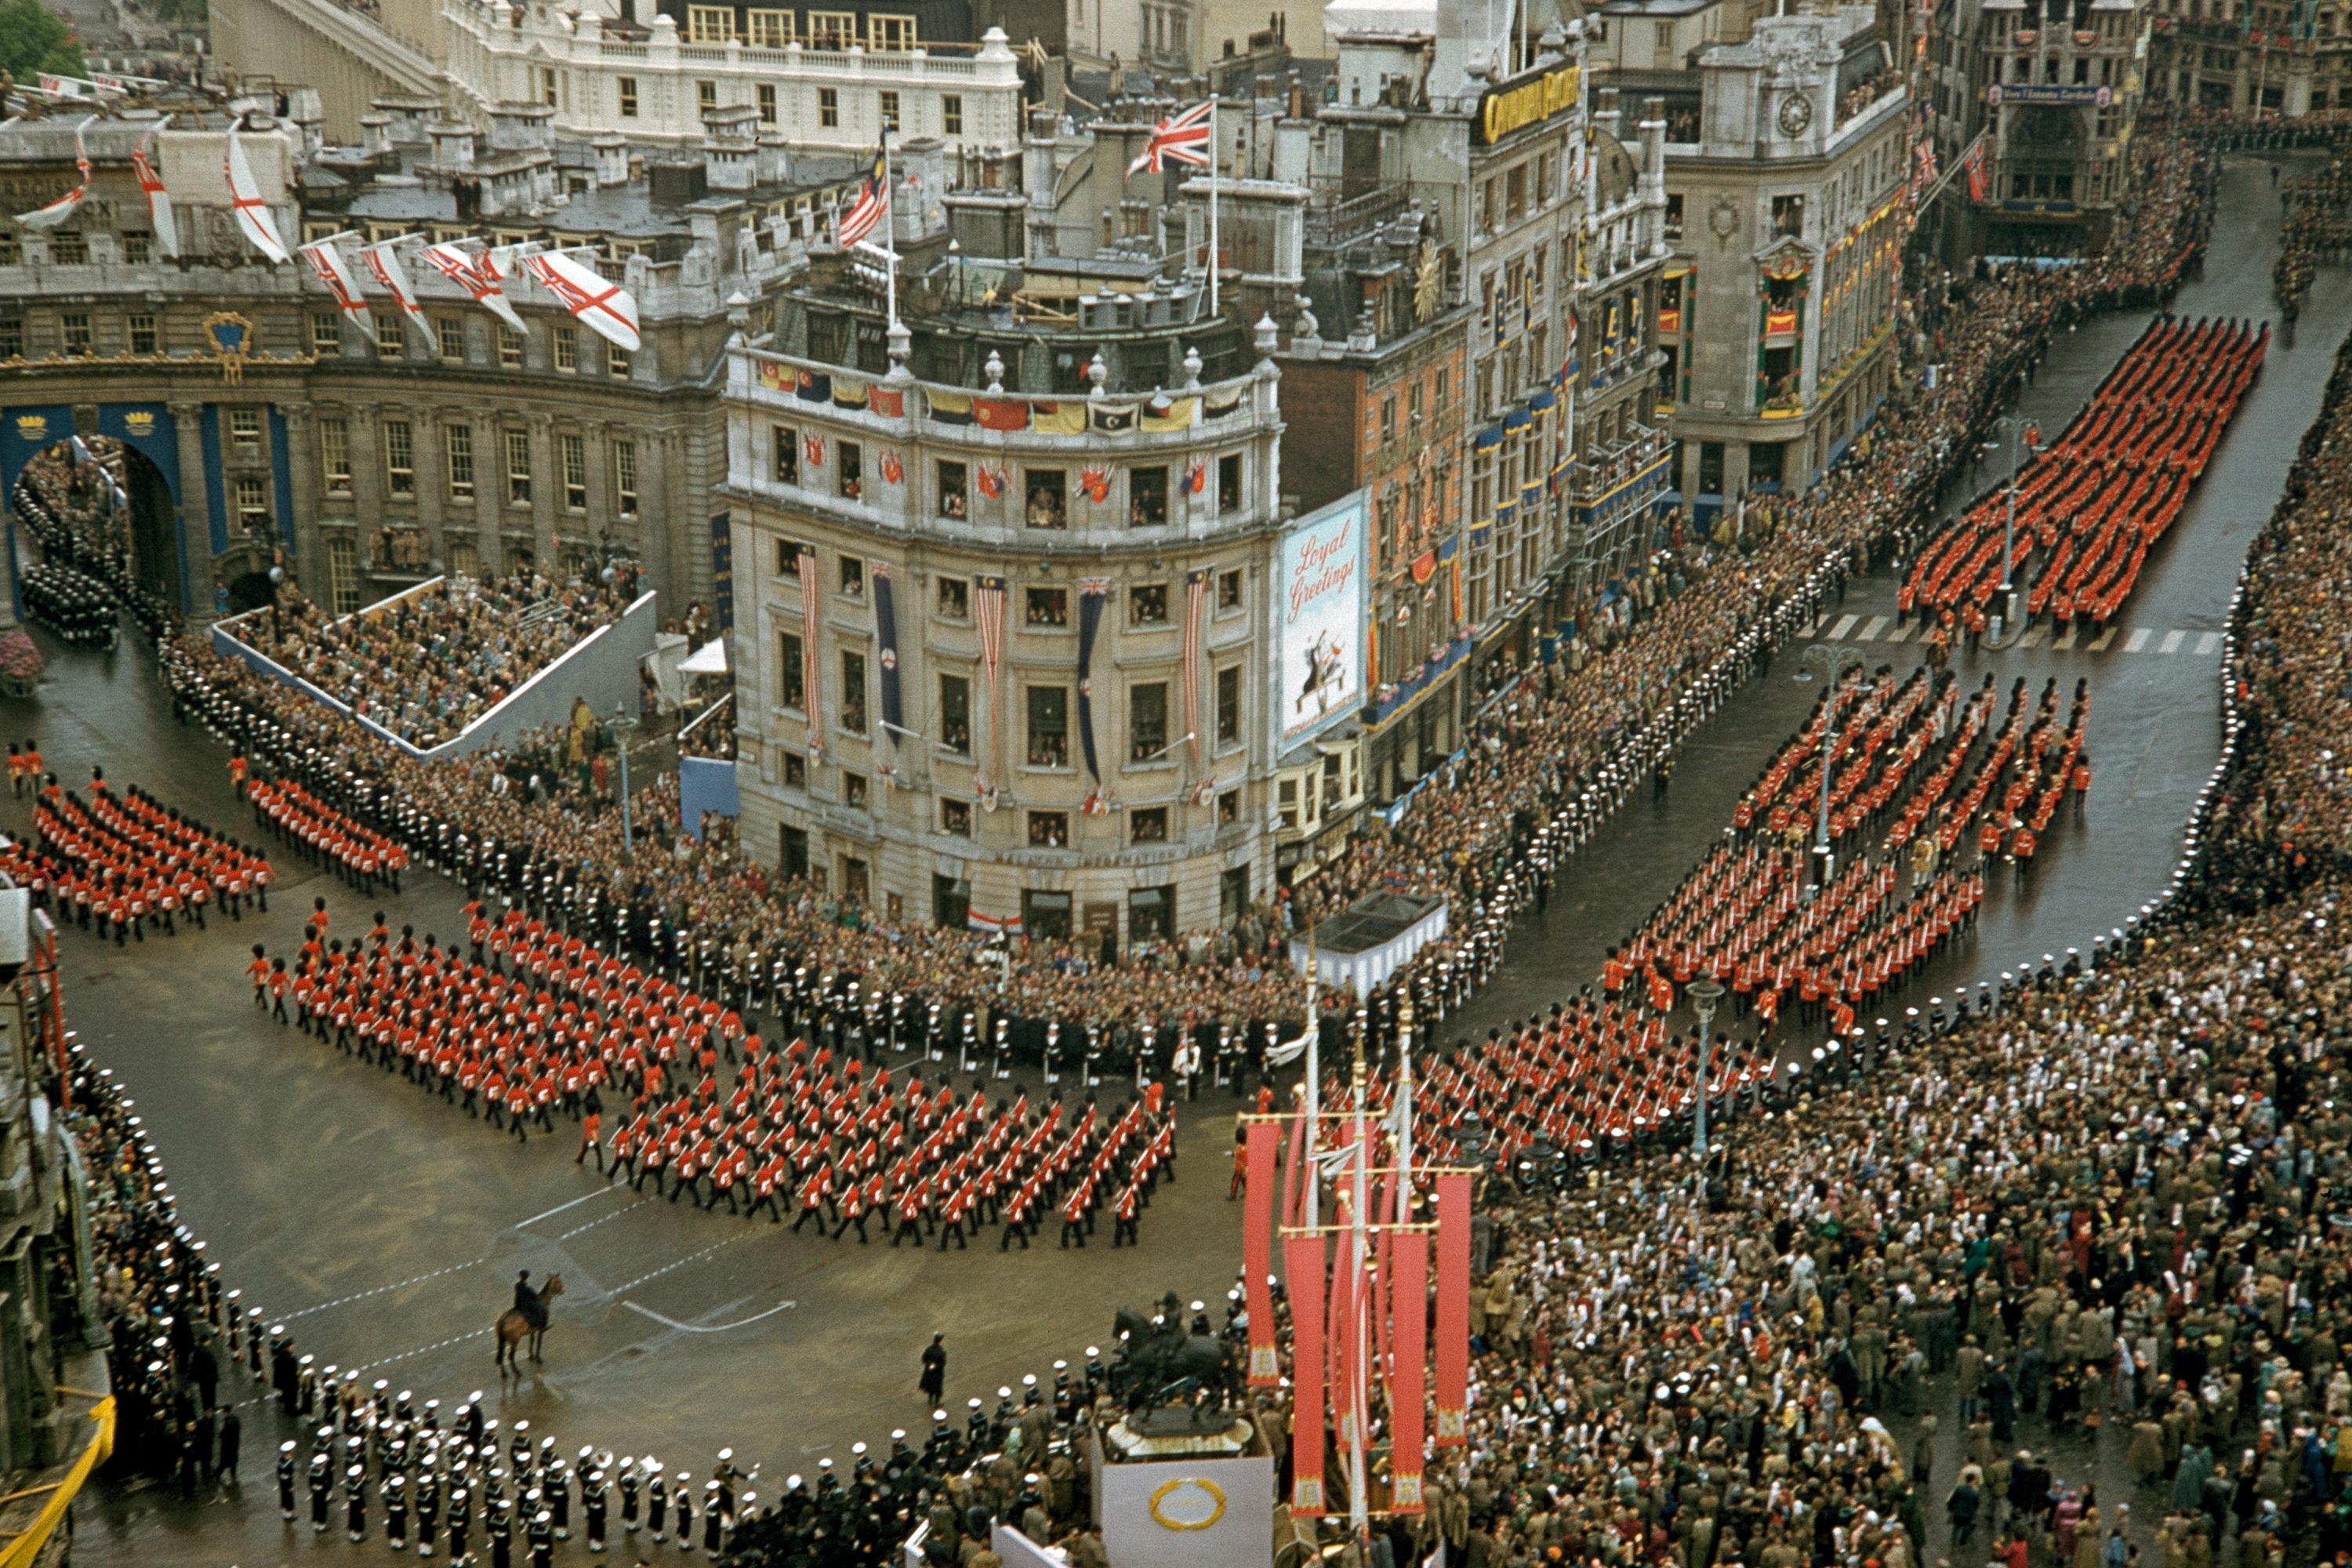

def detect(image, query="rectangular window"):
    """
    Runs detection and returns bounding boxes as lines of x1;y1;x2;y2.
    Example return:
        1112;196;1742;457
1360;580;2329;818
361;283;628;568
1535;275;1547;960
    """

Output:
750;7;791;43
936;459;967;518
327;535;361;614
1130;466;1168;527
0;318;20;359
936;576;968;618
880;91;901;132
943;94;963;135
778;631;805;708
559;432;589;510
1381;394;1398;445
771;424;800;484
506;430;532;505
758;84;778;124
230;408;261;449
554;325;578;372
1129;583;1168;626
436;318;465;362
688;4;731;38
618;77;639;118
123;231;152;264
942;798;972;837
610;343;632;380
1024;586;1067;626
837;440;862;499
445;424;476;500
1129;682;1168;762
1218;568;1243;610
1217;453;1241;513
1216;665;1240;744
775;539;801;575
818;87;840;127
938;673;971;753
313;313;343;352
1130;807;1168;844
539;66;561;107
61;313;90;354
1027;686;1069;767
50;233;85;264
376;315;404;358
842;772;869;811
1027;811;1068;848
1024;469;1066;528
697;80;718;114
613;440;639;515
385;420;415;495
234;474;271;538
497;325;524;368
869;13;916;47
321;418;353;496
837;554;865;599
840;650;868;734
810;11;855;45
127;313;155;354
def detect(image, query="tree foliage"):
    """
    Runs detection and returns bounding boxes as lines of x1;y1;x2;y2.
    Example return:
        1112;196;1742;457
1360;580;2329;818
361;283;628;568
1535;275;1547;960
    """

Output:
0;0;87;81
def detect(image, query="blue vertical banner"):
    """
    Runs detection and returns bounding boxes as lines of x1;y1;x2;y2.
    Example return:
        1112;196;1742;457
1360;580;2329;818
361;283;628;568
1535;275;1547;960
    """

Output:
1076;579;1108;787
266;406;296;552
199;405;228;556
709;510;733;634
872;557;902;757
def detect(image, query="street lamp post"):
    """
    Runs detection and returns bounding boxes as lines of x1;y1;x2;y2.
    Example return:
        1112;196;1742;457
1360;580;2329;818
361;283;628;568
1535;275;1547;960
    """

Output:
1687;978;1724;1157
1798;644;1867;898
609;702;636;855
1991;414;2042;637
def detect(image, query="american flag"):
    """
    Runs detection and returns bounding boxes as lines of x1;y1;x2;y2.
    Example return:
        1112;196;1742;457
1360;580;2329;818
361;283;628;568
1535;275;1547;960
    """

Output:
975;575;1007;793
1183;568;1209;769
837;143;891;250
800;548;824;754
1127;100;1214;176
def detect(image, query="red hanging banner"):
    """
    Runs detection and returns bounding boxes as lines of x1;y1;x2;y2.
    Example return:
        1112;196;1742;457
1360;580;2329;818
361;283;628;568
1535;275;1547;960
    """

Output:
1434;1172;1472;1445
1389;1229;1429;1513
1284;1233;1327;1516
1280;1109;1308;1227
1244;1120;1280;1386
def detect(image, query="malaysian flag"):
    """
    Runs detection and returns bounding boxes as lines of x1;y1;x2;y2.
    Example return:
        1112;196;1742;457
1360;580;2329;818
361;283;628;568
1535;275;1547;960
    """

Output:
1128;100;1213;175
800;548;824;754
975;575;1007;793
837;143;891;250
1182;568;1209;770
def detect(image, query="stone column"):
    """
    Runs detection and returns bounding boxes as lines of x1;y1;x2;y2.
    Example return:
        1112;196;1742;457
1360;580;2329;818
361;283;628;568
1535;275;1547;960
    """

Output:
169;398;216;621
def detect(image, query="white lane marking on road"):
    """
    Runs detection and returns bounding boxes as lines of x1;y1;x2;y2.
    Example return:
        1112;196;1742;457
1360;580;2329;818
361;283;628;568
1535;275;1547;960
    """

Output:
606;1226;767;1296
559;1199;649;1240
508;1190;616;1231
1886;621;1915;644
278;1190;626;1320
2089;626;2119;652
277;1261;488;1320
2159;630;2186;655
2196;631;2223;655
2124;628;2152;652
1855;616;1886;641
1828;614;1859;639
2019;626;2048;648
2053;626;2078;650
347;1327;495;1375
622;1299;798;1334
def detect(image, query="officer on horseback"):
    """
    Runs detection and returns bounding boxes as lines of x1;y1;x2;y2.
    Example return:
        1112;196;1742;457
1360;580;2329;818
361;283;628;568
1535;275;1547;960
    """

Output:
514;1271;549;1334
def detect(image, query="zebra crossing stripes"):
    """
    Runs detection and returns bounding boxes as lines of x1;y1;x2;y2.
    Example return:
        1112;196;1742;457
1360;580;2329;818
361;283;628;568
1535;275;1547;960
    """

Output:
1807;616;2225;654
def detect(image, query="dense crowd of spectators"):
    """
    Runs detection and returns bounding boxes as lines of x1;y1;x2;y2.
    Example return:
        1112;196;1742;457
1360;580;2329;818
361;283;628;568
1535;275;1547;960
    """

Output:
221;574;633;750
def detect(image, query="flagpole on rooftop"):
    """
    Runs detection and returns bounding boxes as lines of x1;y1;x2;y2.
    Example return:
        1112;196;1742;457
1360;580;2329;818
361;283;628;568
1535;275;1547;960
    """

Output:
1208;96;1221;317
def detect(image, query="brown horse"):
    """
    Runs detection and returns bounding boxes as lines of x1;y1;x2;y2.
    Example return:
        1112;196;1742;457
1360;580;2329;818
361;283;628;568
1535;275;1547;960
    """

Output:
495;1274;563;1374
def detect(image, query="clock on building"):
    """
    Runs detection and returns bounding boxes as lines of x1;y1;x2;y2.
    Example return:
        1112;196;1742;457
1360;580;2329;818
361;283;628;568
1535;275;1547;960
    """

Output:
1777;91;1814;136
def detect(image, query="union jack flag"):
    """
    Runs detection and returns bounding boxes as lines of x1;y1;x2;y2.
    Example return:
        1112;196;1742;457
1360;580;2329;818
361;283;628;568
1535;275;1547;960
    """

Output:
837;143;891;249
1127;100;1213;175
